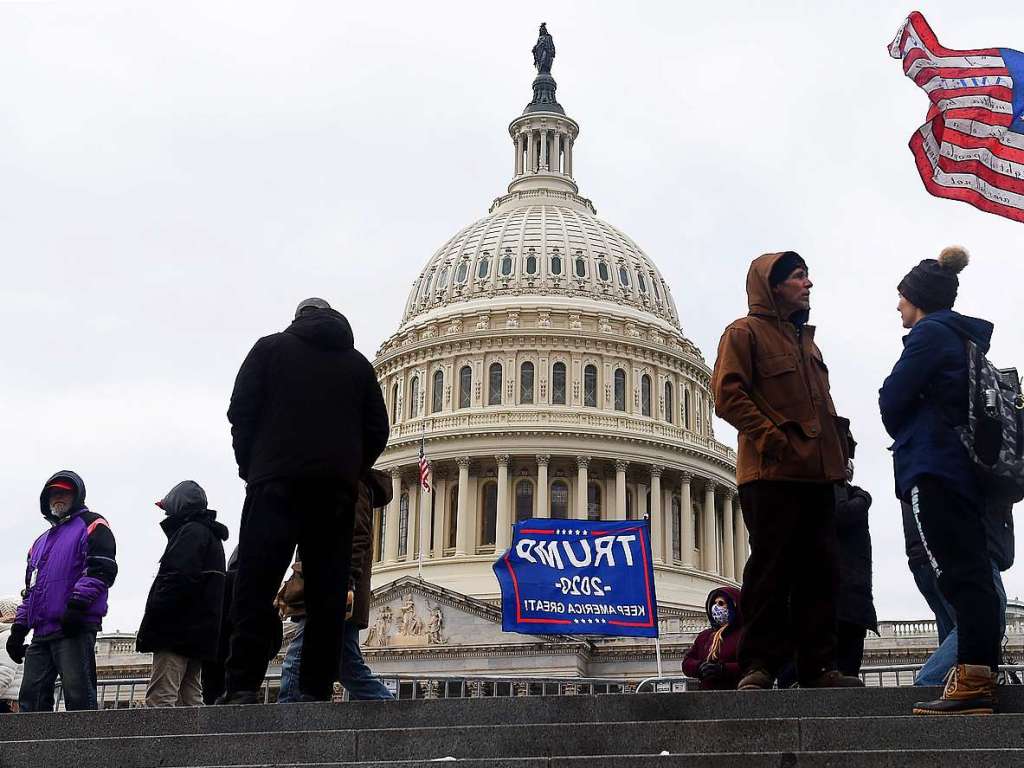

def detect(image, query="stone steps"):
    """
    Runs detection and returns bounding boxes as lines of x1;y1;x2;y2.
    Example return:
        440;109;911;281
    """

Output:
1;689;1022;767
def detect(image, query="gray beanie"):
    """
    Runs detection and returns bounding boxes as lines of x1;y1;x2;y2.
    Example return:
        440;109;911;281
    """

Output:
295;297;331;319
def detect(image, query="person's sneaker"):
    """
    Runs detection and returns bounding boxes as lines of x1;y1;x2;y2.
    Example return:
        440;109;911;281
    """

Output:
214;690;261;705
738;668;773;690
802;670;865;688
913;664;997;715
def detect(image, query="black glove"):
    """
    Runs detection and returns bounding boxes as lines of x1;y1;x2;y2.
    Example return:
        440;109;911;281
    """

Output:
60;601;89;638
698;661;724;680
6;623;28;665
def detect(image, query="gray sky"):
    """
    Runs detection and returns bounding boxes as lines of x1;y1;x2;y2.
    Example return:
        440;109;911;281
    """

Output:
1;1;1022;633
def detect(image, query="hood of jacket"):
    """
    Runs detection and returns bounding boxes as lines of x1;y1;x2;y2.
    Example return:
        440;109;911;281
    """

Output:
918;309;993;354
284;308;354;351
38;470;87;523
746;251;810;325
705;585;743;629
160;508;230;541
158;480;209;517
365;468;394;508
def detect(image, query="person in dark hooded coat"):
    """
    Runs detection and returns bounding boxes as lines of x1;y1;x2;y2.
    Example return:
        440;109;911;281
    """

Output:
682;586;744;690
879;246;1001;715
137;481;229;707
835;474;878;677
221;298;390;704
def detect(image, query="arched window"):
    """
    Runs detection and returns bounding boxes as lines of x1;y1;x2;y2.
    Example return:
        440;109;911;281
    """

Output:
398;493;409;558
550;251;563;276
684;389;692;429
587;481;602;521
637;271;648;294
409;376;420;418
584;364;597;407
437;266;449;290
480;482;497;546
574;254;587;278
459;366;472;409
551;480;569;518
672;495;682;561
477;253;491;280
391;383;400;425
520;362;535;404
614;368;626;411
618;265;631;287
500;250;514;277
552;362;567;405
525;251;538;275
447;485;458;550
597;260;610;282
455;260;469;284
641;375;652;417
696;393;704;433
515;480;534;523
664;381;674;424
488;363;502;405
432;370;444;413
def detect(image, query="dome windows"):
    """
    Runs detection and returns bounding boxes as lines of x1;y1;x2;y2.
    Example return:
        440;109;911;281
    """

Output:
515;480;534;523
409;376;420;418
437;266;450;290
455;260;469;285
459;366;472;409
584;364;598;407
488;362;503;405
550;250;563;276
550;480;569;518
637;271;648;295
552;362;567;405
574;252;587;278
477;253;491;280
432;370;444;413
618;265;631;288
500;249;514;277
614;368;626;412
520;362;535;404
651;277;661;301
597;260;610;282
664;380;674;425
525;248;538;275
641;374;652;417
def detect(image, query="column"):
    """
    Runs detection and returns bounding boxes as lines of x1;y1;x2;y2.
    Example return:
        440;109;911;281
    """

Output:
649;465;663;564
406;481;419;561
384;469;401;563
680;472;695;568
432;474;447;560
564;136;573;177
495;454;511;552
536;455;550;518
553;131;561;173
455;458;470;556
575;456;590;520
615;460;628;521
703;480;717;574
723;490;736;580
540;129;548;170
515;133;524;176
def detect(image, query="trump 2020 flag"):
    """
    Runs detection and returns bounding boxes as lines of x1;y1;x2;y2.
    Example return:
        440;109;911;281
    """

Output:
492;519;658;638
889;11;1024;223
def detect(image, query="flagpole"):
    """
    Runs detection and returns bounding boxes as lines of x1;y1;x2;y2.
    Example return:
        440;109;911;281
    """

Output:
418;422;428;580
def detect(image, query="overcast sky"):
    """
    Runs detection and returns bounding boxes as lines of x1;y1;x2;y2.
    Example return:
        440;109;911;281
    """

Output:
1;1;1022;633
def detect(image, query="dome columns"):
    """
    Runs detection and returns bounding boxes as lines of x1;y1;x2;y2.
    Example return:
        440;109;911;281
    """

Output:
507;113;579;197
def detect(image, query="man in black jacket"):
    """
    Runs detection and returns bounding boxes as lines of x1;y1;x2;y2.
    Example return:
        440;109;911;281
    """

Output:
222;298;389;704
835;470;877;677
137;481;228;706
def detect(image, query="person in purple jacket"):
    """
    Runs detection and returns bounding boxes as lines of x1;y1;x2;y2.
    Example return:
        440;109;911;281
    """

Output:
5;471;118;711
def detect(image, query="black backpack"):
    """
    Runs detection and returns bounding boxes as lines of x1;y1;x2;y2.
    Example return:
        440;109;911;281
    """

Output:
956;340;1024;504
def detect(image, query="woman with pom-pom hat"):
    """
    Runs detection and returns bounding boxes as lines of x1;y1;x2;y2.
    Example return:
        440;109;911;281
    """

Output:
880;246;1002;715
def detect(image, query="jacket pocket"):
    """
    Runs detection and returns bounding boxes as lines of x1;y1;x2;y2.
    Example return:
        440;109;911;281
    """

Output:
756;353;804;412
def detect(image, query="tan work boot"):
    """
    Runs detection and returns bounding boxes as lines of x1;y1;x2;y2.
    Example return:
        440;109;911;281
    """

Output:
913;664;997;715
802;670;865;688
738;668;773;690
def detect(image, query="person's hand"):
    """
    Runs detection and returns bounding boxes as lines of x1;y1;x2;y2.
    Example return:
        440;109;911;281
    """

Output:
60;601;88;638
345;590;354;621
698;661;724;680
6;624;28;665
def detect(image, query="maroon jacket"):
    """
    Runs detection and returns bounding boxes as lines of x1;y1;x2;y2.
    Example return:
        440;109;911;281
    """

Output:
681;586;743;690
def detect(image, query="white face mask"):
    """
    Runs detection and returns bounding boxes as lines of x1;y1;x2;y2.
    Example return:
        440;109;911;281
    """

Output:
710;603;731;626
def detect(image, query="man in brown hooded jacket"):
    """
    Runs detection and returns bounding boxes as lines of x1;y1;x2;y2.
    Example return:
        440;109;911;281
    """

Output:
712;251;860;690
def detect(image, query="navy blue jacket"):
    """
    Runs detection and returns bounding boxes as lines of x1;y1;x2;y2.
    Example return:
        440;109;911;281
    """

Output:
879;310;993;504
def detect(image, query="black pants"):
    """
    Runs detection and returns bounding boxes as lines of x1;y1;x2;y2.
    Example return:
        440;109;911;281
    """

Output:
910;476;1001;670
738;480;839;682
226;479;355;700
836;621;867;677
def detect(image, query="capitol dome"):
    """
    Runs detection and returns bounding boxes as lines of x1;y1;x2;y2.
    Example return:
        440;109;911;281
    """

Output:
369;31;741;616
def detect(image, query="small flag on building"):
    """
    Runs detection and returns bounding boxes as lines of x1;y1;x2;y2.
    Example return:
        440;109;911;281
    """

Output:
418;437;432;492
888;12;1024;223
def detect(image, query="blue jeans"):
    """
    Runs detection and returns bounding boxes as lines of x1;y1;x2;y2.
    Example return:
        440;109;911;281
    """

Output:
911;560;956;645
278;619;393;703
916;562;1007;686
19;630;98;711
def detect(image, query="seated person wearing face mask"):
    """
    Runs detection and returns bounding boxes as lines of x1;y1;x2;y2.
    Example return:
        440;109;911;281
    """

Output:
682;587;744;690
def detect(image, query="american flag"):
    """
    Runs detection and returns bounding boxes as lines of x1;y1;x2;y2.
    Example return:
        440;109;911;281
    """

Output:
889;12;1024;223
417;437;432;492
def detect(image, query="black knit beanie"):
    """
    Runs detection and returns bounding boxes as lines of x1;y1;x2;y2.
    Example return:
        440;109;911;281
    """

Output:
769;251;808;288
897;246;970;312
